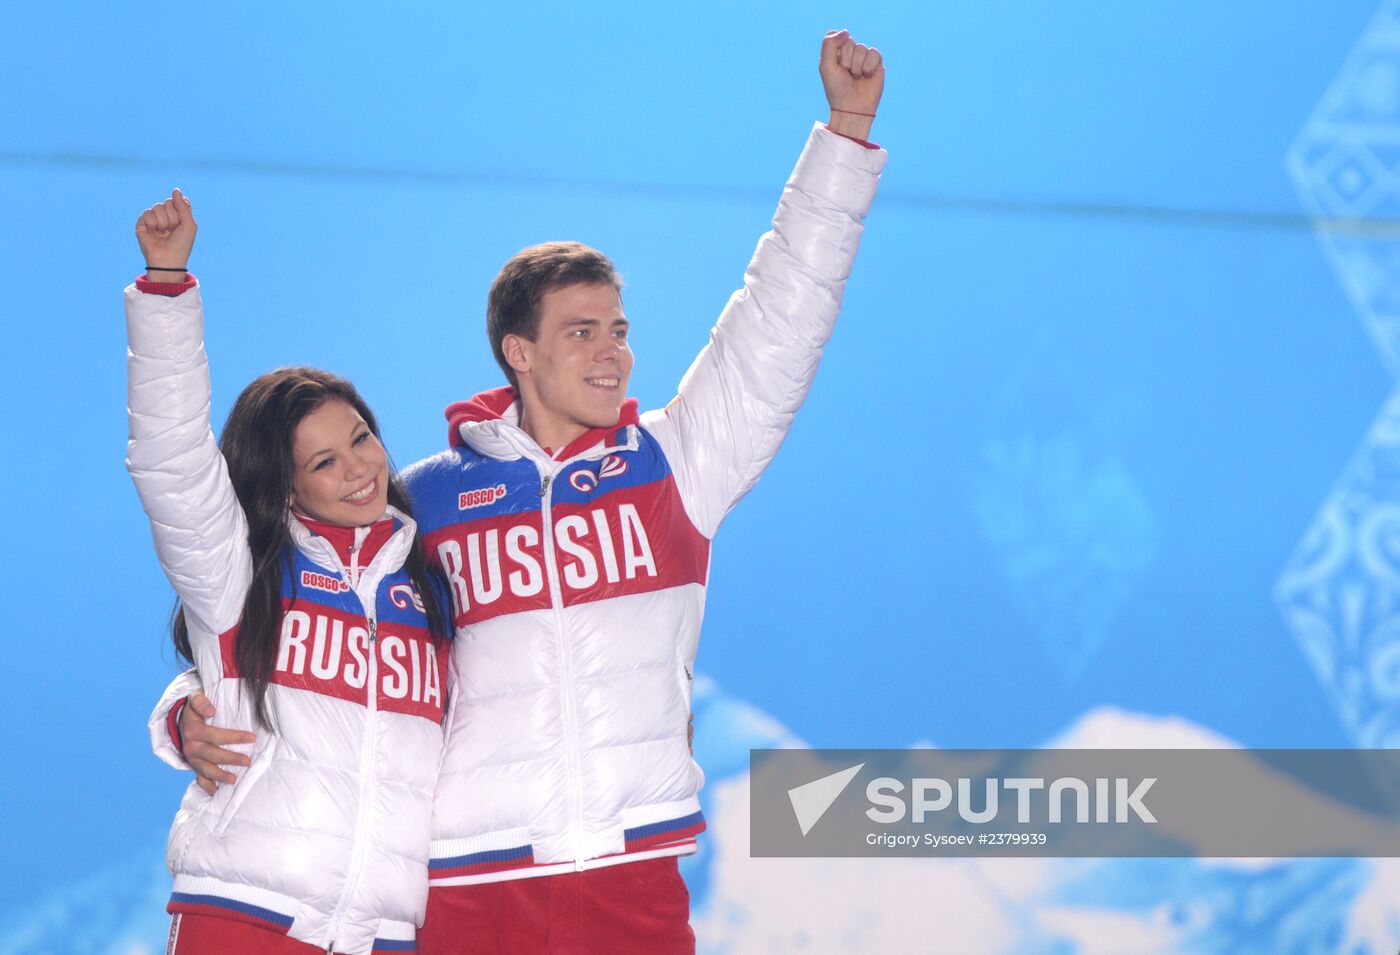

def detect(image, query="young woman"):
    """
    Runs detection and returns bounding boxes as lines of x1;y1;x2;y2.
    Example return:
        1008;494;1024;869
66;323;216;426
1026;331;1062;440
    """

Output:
127;190;450;955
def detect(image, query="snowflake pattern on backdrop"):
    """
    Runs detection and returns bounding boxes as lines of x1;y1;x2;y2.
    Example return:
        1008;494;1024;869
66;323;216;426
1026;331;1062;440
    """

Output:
1279;0;1400;748
971;434;1158;681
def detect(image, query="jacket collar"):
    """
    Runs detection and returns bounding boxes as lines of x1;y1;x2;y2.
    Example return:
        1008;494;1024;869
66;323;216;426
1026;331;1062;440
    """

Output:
445;386;640;464
288;504;417;586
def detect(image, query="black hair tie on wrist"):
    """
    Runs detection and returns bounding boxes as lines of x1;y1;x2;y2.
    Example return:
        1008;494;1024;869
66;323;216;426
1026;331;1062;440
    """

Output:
145;265;188;272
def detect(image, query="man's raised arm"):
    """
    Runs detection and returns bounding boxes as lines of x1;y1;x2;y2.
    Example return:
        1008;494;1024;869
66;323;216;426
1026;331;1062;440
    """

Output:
645;30;887;537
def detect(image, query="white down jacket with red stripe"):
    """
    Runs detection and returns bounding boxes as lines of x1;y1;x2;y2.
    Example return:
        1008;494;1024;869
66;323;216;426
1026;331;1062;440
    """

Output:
405;123;885;883
128;284;447;954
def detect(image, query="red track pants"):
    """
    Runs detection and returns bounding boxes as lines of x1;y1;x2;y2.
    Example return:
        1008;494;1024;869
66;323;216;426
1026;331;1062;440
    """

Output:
418;857;694;955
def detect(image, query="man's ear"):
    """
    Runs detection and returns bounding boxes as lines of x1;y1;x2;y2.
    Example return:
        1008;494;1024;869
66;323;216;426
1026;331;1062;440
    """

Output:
502;333;531;378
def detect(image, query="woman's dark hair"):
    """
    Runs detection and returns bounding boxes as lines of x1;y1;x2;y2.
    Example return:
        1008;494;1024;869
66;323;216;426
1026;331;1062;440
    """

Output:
171;366;448;731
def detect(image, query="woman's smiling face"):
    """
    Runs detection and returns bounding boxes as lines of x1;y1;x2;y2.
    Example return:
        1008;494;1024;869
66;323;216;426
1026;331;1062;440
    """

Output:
289;399;389;526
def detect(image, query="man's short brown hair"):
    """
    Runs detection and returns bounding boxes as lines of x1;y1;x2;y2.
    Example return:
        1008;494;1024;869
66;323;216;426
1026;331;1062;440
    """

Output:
487;242;623;388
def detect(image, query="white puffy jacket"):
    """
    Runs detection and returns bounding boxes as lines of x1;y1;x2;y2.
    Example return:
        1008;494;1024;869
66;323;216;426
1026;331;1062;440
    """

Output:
407;122;885;884
128;284;447;954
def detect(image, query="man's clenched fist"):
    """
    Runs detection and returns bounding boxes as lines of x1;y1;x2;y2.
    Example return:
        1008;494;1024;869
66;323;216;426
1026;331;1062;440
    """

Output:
135;188;197;277
821;30;884;141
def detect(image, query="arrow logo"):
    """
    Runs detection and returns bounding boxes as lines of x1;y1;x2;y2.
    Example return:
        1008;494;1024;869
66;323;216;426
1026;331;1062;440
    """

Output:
787;763;865;836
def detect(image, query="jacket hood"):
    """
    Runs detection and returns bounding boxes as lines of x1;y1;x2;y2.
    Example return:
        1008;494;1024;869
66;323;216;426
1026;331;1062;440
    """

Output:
444;386;519;440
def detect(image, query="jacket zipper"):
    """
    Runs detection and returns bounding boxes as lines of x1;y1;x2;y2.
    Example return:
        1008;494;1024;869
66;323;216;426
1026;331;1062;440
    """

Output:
289;519;412;951
322;593;381;949
531;435;639;869
536;463;589;869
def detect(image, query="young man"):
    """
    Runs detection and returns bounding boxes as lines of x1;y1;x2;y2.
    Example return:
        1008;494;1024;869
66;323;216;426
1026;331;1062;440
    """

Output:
155;30;885;953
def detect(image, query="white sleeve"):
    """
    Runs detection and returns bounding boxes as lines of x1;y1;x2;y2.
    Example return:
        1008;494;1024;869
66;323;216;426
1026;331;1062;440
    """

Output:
125;282;252;655
644;123;886;537
147;668;206;770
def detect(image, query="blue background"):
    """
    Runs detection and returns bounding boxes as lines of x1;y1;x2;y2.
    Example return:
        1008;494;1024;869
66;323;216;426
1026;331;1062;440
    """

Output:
3;2;1396;951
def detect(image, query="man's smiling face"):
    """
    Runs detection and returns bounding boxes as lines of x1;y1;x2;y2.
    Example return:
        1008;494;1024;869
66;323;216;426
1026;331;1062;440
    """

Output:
507;281;633;451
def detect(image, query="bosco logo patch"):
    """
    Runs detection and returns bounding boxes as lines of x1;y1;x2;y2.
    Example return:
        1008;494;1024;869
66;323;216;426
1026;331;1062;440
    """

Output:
459;483;508;510
301;570;350;594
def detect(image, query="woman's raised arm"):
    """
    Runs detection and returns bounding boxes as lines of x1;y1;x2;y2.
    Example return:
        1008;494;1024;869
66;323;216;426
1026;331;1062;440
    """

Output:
126;191;252;644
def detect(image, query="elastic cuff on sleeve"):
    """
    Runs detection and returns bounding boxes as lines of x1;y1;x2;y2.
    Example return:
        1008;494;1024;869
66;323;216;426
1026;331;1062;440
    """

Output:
135;273;197;296
167;696;190;757
824;124;880;150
